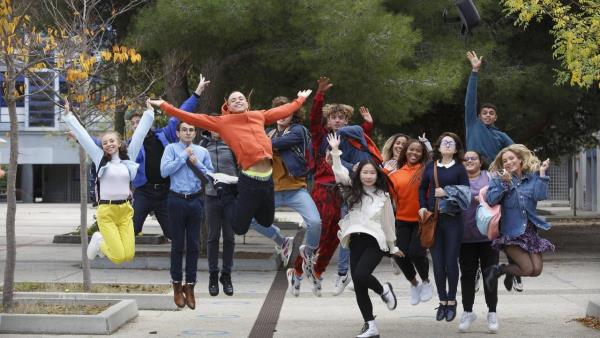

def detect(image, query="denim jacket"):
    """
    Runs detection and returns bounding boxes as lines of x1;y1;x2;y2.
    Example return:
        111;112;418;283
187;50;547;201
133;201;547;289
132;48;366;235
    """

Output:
486;172;551;237
64;109;154;181
268;124;311;177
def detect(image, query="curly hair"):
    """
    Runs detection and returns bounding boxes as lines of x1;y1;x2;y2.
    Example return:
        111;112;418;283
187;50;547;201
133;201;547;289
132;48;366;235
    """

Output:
489;144;540;174
322;103;353;119
432;132;464;162
340;159;390;211
382;133;410;162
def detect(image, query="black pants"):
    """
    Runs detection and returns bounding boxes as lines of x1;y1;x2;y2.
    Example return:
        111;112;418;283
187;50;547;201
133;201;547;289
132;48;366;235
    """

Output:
350;233;384;322
205;195;235;274
392;220;429;282
459;242;499;312
168;194;203;283
218;173;275;236
430;214;463;301
133;184;170;238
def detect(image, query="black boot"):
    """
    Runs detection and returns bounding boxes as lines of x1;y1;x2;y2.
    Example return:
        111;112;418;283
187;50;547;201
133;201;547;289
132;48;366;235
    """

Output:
503;273;514;291
209;272;219;297
220;272;234;296
484;264;505;291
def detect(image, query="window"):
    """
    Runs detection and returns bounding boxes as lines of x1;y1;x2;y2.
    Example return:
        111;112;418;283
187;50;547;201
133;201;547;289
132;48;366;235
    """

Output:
27;71;58;128
0;73;26;108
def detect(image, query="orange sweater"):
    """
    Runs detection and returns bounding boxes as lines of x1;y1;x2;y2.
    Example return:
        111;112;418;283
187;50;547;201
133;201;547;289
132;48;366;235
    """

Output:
387;164;423;222
159;98;305;170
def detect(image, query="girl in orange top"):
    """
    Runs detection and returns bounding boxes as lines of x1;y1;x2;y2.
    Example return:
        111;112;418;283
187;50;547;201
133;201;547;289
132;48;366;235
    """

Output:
148;89;311;236
384;139;434;306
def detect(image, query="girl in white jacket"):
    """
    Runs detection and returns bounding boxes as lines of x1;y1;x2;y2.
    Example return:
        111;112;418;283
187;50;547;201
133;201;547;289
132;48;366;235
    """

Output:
327;133;404;338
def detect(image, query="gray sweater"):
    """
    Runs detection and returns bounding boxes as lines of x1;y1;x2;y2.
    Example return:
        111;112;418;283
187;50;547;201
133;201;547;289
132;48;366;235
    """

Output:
200;137;238;196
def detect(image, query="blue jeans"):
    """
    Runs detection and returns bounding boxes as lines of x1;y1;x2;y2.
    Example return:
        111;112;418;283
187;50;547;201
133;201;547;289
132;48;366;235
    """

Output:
250;188;321;250
168;193;203;283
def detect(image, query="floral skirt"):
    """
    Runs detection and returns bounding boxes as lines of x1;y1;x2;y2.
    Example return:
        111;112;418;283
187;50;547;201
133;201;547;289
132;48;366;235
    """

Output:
492;223;555;254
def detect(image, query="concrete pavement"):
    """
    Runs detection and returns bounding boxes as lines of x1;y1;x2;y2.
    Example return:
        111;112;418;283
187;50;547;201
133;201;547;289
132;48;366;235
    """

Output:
1;204;599;337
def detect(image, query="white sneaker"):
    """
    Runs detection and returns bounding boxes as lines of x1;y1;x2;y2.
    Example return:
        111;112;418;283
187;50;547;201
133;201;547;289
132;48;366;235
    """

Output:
410;283;422;305
356;320;379;338
419;280;433;302
380;282;397;310
276;237;294;267
458;311;477;332
207;172;239;185
311;276;323;297
390;257;402;275
286;268;302;297
333;273;351;296
487;312;499;333
87;231;104;260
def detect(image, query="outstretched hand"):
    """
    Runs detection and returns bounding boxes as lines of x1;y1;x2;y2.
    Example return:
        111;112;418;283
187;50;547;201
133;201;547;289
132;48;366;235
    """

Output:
63;97;71;117
359;106;373;124
467;51;482;72
148;99;166;108
297;89;313;99
327;132;341;150
195;73;210;96
540;158;550;177
317;76;333;93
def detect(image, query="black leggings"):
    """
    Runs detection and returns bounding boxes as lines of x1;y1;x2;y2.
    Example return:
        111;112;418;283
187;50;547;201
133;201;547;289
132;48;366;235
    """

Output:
459;242;499;312
350;233;384;322
392;220;429;282
218;173;275;235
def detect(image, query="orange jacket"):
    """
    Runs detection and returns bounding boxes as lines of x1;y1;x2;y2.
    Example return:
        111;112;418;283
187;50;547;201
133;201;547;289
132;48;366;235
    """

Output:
160;97;305;170
387;164;424;222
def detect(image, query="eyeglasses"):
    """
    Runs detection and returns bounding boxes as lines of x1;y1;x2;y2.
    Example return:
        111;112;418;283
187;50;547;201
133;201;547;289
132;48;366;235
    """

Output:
463;156;479;162
441;140;456;147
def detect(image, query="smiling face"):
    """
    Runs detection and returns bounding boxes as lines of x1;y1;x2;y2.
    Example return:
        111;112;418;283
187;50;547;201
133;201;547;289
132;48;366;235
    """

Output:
101;132;121;156
227;91;249;113
405;141;424;165
439;136;457;157
392;136;409;159
360;163;378;187
479;107;497;126
502;150;522;175
463;151;481;174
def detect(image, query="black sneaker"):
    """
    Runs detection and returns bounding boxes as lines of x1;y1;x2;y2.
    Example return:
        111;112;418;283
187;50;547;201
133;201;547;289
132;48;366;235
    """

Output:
446;303;457;322
220;272;234;296
209;272;219;297
503;273;514;291
436;303;447;321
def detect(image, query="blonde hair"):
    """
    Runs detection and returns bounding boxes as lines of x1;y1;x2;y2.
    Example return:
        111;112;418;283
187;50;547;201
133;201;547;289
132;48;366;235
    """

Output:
489;144;540;174
322;103;353;119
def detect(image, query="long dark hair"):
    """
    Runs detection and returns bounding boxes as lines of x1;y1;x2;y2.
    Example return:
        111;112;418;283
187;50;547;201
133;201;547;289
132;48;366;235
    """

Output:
342;159;390;211
432;132;464;162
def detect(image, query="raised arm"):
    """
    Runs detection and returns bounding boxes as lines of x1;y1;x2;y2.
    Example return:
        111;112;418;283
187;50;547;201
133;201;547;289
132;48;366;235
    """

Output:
465;51;482;133
310;77;332;150
533;159;551;201
359;106;374;136
328;133;352;186
263;90;311;125
62;98;103;166
149;99;221;132
127;100;155;160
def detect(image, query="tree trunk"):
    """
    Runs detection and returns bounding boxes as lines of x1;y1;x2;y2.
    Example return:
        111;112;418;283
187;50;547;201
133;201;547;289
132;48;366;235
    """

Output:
79;82;92;291
162;50;190;107
2;61;18;311
198;56;225;113
114;64;128;136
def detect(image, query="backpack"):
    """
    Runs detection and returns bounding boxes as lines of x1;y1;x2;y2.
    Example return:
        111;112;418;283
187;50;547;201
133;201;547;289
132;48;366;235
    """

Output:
476;185;501;240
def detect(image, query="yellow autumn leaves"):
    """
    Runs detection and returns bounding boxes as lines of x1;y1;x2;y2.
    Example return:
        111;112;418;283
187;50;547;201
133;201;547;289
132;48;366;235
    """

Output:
101;45;142;64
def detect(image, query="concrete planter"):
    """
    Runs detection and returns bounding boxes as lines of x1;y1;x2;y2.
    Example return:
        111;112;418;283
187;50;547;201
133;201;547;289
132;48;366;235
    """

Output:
0;298;138;335
15;291;173;310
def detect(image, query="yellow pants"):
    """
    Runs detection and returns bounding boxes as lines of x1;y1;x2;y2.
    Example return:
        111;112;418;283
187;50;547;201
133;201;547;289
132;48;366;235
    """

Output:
96;202;135;264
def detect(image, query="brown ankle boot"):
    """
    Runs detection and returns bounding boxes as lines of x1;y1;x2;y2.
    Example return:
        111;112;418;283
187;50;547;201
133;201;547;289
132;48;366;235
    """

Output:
183;283;196;310
173;282;186;308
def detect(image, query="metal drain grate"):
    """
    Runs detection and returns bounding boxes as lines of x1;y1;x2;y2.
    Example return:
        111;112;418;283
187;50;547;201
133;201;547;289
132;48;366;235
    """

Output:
248;269;288;338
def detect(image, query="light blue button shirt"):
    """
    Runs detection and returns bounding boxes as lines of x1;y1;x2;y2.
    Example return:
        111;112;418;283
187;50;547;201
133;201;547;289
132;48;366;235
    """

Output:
160;142;214;194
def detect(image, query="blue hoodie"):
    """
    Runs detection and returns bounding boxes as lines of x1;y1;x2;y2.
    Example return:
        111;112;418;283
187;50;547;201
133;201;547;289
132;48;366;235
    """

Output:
465;72;513;163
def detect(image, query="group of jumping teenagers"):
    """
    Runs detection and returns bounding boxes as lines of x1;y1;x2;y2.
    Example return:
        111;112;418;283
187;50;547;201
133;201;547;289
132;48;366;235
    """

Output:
63;51;554;338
